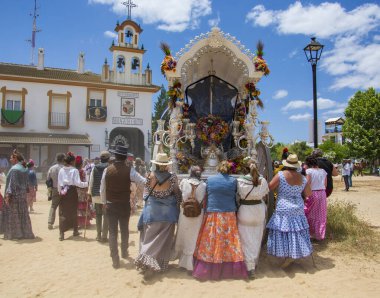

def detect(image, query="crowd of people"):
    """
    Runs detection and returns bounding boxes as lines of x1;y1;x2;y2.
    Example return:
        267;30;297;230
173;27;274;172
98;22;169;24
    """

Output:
0;145;357;281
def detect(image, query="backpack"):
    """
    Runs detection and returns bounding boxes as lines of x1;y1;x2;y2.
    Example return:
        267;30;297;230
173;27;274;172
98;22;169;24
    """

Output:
182;183;202;218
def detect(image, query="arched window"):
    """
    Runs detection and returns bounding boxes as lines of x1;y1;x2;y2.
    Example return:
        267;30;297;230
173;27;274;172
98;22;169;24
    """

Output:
116;55;125;72
125;28;134;45
131;57;140;74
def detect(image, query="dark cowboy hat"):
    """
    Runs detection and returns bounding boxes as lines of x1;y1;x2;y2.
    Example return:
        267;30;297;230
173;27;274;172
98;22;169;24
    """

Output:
109;145;129;156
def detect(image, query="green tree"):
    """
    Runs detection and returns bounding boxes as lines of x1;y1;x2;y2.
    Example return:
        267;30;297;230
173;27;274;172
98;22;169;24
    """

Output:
270;142;287;161
319;140;350;163
289;141;313;162
152;85;170;132
343;88;380;168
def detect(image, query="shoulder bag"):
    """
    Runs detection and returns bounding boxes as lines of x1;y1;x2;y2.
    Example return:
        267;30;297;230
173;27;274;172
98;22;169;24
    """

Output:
182;183;202;217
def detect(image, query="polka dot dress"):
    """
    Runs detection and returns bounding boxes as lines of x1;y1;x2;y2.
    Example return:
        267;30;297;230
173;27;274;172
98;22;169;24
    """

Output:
267;171;313;259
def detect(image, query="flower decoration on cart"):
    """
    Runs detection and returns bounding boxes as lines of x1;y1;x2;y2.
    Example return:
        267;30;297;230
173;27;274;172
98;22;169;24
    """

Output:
167;79;184;110
196;115;229;145
245;81;263;109
176;151;199;174
160;42;177;75
182;103;190;119
226;155;250;175
253;40;270;76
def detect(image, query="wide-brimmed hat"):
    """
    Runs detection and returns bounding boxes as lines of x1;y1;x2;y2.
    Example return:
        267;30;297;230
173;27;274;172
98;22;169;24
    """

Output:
282;154;302;169
100;150;111;160
151;153;173;165
109;145;129;156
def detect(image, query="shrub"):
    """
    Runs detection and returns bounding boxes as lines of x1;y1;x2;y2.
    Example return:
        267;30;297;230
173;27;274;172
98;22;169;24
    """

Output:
326;201;380;256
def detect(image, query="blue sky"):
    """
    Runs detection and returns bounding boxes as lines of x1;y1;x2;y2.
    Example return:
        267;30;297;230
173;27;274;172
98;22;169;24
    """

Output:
1;0;379;144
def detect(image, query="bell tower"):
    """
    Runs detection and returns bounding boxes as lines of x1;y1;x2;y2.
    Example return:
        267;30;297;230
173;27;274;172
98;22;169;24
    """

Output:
104;0;151;85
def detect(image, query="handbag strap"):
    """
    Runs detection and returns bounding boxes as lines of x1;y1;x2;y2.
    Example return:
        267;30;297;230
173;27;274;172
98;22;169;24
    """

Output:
243;185;255;200
189;183;199;199
144;174;171;200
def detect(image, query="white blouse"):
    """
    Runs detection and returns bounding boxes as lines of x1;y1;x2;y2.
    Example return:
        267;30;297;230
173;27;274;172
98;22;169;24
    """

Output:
237;176;269;201
179;178;206;203
306;168;327;190
58;166;88;193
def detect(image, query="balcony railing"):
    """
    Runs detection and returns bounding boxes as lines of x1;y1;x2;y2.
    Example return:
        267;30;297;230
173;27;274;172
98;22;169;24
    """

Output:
325;127;342;134
49;112;69;129
1;109;25;127
86;106;107;121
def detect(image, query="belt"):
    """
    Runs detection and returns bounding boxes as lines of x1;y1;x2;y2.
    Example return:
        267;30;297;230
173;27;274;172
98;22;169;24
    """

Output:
240;200;262;205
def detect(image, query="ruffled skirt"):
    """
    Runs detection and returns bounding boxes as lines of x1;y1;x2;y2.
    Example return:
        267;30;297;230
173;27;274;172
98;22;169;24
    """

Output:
193;212;248;280
266;210;312;259
135;222;175;272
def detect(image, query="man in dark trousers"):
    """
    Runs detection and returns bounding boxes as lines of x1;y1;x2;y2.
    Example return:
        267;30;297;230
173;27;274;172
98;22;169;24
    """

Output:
312;148;339;197
88;150;110;242
100;145;146;269
47;153;65;230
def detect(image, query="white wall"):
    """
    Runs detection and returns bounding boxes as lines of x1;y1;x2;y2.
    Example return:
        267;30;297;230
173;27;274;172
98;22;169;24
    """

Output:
1;79;154;160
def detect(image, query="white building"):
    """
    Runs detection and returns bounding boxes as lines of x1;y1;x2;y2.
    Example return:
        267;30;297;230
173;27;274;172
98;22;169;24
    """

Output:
322;117;345;144
0;17;159;173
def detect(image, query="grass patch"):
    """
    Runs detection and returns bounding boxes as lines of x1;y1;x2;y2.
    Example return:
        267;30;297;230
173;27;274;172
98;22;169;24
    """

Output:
325;201;380;256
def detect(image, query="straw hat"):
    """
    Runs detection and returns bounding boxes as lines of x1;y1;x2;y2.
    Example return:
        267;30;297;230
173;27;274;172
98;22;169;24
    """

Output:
100;150;111;160
282;154;302;169
151;153;173;165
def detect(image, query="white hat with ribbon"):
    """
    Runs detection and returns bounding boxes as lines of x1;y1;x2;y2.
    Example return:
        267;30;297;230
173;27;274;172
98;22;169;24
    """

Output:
151;153;173;165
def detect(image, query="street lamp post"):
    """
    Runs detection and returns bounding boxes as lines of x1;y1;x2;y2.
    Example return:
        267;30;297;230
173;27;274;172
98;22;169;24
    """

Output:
304;37;324;148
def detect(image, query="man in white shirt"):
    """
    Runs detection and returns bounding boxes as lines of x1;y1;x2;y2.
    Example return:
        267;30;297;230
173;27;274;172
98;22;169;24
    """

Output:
341;159;351;191
47;153;65;229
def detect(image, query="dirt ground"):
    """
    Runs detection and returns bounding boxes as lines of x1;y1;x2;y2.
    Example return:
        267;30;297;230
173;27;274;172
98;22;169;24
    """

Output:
0;175;379;298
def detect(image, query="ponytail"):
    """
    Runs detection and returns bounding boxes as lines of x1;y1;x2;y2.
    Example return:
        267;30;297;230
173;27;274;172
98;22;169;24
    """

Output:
249;162;260;187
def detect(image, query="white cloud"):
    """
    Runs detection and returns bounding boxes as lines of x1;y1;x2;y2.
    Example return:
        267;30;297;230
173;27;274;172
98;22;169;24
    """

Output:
322;107;346;117
208;13;220;28
246;2;380;38
246;2;380;90
282;97;346;112
282;100;311;111
289;49;298;58
89;0;212;32
104;30;117;39
245;4;275;27
322;37;380;90
289;113;312;121
273;89;288;99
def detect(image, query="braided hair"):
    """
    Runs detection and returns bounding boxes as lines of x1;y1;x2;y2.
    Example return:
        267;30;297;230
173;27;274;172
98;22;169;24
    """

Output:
248;161;260;187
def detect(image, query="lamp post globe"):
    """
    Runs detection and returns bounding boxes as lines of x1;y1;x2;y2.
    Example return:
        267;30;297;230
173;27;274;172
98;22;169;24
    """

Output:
304;37;324;148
